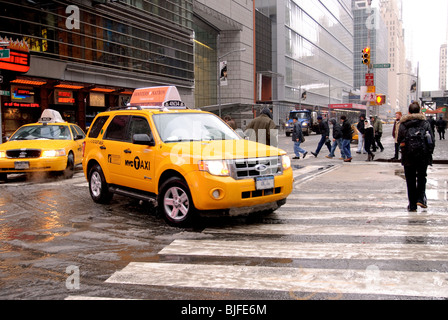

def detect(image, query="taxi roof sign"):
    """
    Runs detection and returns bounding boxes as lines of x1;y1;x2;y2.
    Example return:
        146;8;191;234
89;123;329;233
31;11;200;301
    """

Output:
38;109;65;123
129;86;185;108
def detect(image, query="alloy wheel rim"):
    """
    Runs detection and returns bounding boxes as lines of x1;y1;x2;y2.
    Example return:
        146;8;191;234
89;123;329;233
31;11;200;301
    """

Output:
164;186;189;221
91;171;102;197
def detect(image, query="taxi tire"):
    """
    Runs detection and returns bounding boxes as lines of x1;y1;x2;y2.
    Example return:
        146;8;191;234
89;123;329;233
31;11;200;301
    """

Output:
0;173;6;181
88;164;113;204
158;177;196;227
63;153;75;179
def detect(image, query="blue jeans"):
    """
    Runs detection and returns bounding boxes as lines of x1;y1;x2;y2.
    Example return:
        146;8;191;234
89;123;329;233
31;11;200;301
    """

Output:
329;138;345;158
294;141;307;157
341;139;352;159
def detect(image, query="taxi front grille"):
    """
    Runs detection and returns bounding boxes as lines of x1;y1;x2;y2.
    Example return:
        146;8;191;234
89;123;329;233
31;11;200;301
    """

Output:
6;149;42;159
230;156;282;179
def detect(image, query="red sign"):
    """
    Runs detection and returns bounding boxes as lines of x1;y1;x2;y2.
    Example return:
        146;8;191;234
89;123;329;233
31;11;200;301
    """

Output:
55;89;75;105
0;37;30;73
0;49;30;73
4;102;39;108
365;73;374;86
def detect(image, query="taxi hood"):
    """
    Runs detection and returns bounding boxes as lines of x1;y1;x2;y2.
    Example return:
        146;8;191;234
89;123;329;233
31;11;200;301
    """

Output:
169;139;285;161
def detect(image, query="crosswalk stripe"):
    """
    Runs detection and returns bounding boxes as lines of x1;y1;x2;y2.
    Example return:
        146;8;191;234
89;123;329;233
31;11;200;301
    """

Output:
159;239;448;261
203;223;448;238
105;262;448;298
268;210;448;221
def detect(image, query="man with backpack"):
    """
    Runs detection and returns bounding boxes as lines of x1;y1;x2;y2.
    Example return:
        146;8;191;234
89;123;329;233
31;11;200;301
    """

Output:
397;102;435;212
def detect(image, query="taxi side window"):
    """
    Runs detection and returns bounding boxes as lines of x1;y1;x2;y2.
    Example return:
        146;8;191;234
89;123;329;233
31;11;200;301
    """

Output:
128;116;152;140
70;125;86;140
104;115;131;141
73;125;86;138
88;116;109;138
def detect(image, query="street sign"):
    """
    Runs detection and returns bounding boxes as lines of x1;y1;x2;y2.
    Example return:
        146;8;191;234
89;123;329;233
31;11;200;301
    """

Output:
0;49;10;59
373;63;391;68
365;73;374;86
360;86;376;102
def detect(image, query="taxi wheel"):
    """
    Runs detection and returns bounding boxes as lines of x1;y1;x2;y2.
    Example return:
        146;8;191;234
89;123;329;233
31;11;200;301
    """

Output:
88;164;113;204
63;153;75;179
158;177;196;227
0;173;6;181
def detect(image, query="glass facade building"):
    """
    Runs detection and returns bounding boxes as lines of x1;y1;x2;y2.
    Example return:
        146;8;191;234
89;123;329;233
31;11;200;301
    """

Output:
0;0;194;134
256;0;354;117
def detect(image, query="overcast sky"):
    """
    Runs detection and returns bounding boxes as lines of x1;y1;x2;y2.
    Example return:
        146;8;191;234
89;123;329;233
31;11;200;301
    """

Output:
401;0;447;91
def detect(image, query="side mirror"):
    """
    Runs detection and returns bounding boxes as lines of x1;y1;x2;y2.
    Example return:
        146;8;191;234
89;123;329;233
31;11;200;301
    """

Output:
75;134;84;140
133;133;155;146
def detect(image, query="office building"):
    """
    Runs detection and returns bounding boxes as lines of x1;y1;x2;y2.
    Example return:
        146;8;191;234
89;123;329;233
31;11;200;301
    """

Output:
255;0;354;122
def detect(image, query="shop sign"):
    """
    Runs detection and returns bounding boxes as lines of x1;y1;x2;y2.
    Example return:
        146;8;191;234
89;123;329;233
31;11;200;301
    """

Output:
4;102;40;108
90;92;105;107
55;89;75;105
0;36;30;73
11;86;35;103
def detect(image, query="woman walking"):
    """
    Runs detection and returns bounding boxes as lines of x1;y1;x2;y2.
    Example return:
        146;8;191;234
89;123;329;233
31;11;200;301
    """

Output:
364;119;375;161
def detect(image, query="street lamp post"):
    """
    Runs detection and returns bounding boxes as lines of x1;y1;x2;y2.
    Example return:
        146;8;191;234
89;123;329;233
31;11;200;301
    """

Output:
397;62;420;107
217;48;246;118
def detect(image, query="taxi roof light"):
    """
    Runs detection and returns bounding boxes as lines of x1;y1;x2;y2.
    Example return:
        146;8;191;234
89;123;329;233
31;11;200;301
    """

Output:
38;109;65;123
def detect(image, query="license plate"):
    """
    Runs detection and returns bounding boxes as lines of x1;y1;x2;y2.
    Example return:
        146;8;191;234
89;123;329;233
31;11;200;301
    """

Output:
255;176;274;190
14;161;30;170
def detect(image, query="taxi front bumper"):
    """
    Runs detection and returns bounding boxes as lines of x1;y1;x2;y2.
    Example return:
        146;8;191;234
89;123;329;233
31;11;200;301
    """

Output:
185;168;293;212
0;156;68;174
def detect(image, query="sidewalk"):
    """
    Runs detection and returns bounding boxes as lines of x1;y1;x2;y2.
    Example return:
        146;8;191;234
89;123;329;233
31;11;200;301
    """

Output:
287;124;448;212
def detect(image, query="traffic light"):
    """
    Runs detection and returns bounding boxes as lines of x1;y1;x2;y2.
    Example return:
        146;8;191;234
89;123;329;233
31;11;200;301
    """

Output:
375;94;386;105
362;47;371;65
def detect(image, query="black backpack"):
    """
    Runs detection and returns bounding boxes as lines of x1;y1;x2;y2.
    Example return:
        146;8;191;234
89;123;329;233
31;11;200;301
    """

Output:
404;123;431;160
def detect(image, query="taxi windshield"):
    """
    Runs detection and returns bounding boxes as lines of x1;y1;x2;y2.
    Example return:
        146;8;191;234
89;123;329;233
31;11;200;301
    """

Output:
10;125;71;141
153;112;241;143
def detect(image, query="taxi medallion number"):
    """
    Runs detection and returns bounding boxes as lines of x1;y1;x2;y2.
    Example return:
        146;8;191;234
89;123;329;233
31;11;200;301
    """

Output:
255;176;274;190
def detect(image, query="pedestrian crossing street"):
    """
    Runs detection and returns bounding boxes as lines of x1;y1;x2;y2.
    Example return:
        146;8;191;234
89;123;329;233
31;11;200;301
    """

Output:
68;164;448;300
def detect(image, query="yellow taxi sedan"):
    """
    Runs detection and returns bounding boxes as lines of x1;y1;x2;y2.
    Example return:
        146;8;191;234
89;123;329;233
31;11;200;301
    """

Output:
0;109;85;181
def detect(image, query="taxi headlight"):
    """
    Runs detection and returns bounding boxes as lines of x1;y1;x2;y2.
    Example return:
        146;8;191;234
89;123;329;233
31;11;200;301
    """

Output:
0;151;5;159
198;160;230;176
281;155;291;170
42;149;66;157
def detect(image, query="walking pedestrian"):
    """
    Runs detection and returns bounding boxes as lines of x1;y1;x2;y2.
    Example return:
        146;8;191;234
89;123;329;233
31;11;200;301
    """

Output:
363;119;375;161
224;115;237;130
311;116;331;157
291;116;307;159
340;115;352;162
356;114;366;154
246;107;277;146
391;111;402;160
428;116;436;137
371;115;384;152
436;116;446;140
326;119;345;159
397;101;435;212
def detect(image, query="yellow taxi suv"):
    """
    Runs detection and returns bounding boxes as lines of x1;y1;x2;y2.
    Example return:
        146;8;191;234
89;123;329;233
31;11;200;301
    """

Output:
82;86;293;227
0;109;85;181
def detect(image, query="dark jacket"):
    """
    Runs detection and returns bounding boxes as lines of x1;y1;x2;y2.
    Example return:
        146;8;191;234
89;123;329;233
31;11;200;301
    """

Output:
331;121;342;139
357;119;365;135
341;119;352;140
318;120;330;137
246;109;277;145
397;113;434;167
436;118;447;131
291;121;304;142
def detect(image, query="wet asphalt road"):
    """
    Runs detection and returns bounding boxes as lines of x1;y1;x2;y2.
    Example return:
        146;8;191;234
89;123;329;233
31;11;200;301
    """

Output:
1;124;448;301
